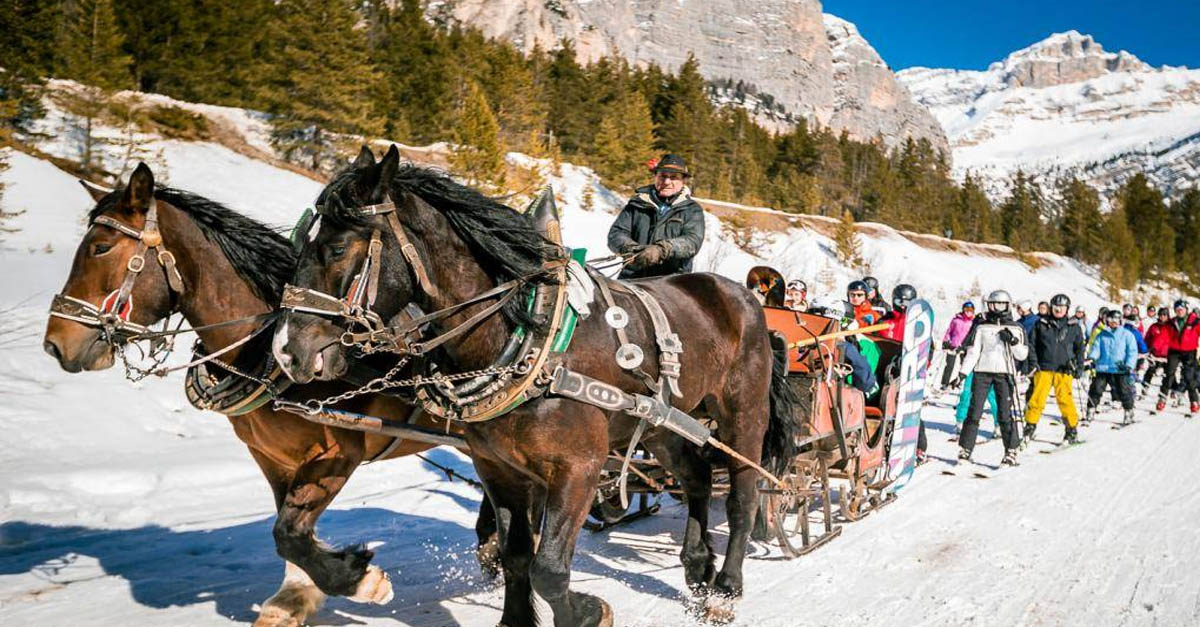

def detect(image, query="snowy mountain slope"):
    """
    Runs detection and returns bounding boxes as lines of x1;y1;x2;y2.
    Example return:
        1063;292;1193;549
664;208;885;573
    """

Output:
897;31;1200;199
3;87;1200;626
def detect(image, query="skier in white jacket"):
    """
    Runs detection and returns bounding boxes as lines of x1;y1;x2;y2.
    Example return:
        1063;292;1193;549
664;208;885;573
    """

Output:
957;290;1029;466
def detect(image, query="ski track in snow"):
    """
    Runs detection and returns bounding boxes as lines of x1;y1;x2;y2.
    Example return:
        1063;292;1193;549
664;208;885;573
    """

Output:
3;140;1200;625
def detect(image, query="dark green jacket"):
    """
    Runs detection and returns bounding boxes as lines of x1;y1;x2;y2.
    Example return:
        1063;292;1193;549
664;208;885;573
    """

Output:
606;185;706;279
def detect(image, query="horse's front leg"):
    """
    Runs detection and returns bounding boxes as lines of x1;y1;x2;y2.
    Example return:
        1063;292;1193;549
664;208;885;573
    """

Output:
527;405;611;627
473;456;537;627
269;441;390;604
240;449;327;627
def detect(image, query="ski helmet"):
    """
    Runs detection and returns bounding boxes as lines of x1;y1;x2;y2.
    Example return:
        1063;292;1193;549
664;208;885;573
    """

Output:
1105;308;1122;322
863;276;879;294
847;280;868;296
1018;300;1033;313
892;284;917;310
1159;306;1171;317
962;301;975;310
787;279;807;293
1050;293;1071;308
985;289;1012;314
1174;299;1188;312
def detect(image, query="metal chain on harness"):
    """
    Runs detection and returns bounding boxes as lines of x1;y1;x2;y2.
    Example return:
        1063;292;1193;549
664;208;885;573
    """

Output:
274;357;529;417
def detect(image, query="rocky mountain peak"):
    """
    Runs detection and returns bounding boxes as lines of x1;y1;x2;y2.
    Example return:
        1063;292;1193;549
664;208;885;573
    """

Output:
991;30;1153;88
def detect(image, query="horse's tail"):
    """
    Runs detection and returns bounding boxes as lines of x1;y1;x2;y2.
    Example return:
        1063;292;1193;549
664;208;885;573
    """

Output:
761;331;800;477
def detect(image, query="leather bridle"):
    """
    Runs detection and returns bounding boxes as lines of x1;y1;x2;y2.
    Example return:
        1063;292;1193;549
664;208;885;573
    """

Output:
280;196;443;352
49;197;186;342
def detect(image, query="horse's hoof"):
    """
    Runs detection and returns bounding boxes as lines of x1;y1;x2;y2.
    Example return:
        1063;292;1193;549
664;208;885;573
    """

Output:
348;565;393;604
476;535;502;580
570;591;613;627
251;606;303;627
701;594;737;625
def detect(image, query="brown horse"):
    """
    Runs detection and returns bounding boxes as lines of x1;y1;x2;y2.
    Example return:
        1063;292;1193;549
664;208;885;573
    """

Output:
745;266;786;307
274;146;797;626
42;163;496;627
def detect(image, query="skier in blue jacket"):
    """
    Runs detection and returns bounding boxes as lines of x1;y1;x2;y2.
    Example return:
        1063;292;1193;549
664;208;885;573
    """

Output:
1085;309;1139;425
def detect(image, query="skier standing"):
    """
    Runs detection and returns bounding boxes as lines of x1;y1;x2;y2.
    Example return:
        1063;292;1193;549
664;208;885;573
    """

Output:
1025;294;1086;445
1142;307;1171;397
956;290;1028;465
1155;299;1200;414
940;302;975;389
1085;309;1139;426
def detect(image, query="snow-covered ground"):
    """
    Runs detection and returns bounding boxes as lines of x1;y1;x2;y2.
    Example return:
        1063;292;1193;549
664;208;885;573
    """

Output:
2;89;1196;625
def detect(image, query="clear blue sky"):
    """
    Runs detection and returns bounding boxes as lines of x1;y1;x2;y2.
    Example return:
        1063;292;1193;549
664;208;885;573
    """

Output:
823;0;1200;70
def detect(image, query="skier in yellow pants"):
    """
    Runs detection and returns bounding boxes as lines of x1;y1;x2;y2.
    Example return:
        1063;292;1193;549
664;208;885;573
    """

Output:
1024;293;1087;444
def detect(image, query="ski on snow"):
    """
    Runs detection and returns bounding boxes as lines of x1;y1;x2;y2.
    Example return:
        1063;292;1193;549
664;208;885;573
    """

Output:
1038;440;1087;454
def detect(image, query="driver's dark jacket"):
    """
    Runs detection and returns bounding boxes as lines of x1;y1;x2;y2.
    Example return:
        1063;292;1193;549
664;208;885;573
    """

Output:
606;185;705;279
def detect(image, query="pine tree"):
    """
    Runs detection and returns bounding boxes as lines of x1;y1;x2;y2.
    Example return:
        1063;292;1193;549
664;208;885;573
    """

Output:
1057;176;1104;263
0;0;54;137
1118;173;1173;274
57;0;132;175
834;208;863;269
999;171;1044;252
1101;204;1139;294
545;40;593;155
262;0;380;170
1170;190;1200;278
451;80;506;188
590;89;656;190
371;0;458;142
654;55;715;193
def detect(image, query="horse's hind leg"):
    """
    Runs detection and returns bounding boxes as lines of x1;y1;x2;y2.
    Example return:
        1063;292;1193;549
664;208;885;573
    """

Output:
644;434;716;592
713;367;770;601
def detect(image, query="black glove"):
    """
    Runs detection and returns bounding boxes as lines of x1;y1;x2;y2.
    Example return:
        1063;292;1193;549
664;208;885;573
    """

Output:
942;341;953;350
954;373;966;388
619;242;645;255
998;328;1018;345
1117;363;1130;374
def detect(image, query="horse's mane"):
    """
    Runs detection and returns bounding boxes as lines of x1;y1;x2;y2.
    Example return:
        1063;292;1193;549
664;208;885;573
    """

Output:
89;188;296;305
318;163;562;328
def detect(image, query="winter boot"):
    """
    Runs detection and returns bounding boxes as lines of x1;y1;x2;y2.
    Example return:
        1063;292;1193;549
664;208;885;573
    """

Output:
1021;422;1036;448
1123;409;1135;425
1002;449;1019;466
957;447;972;462
1156;398;1167;412
916;449;929;465
1064;425;1079;445
1083;405;1095;425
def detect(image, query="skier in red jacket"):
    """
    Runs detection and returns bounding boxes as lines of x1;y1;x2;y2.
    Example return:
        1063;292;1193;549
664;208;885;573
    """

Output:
1142;307;1172;397
1156;300;1200;414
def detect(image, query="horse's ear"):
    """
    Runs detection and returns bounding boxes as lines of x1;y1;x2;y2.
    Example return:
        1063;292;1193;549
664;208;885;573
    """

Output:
79;179;110;202
122;163;155;214
378;144;400;189
352;145;376;168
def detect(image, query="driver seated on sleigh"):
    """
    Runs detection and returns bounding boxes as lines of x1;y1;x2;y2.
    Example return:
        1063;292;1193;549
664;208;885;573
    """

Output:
606;153;706;279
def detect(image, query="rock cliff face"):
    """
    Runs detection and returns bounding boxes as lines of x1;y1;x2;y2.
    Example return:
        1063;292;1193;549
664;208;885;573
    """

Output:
428;0;948;152
898;31;1200;200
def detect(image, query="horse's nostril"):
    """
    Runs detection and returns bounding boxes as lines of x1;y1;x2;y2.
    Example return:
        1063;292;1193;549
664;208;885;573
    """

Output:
44;340;62;362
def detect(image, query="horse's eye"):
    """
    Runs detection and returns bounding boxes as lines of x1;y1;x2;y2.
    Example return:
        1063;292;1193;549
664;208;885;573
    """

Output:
91;242;113;256
329;245;346;258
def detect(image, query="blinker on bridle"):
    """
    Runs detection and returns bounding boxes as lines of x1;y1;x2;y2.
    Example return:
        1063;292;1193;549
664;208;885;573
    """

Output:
49;197;187;341
279;196;438;349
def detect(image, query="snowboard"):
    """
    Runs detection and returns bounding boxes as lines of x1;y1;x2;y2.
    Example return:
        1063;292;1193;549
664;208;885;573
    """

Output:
885;299;934;493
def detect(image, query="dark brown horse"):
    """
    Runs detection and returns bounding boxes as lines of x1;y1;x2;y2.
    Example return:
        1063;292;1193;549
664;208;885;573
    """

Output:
42;163;496;627
274;146;797;626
